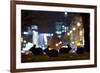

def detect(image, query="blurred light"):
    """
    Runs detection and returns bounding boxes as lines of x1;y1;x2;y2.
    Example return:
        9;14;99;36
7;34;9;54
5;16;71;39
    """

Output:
32;25;38;30
44;34;47;45
76;42;81;46
23;32;29;35
56;44;59;47
67;32;70;36
72;41;75;44
56;31;62;34
70;30;72;34
23;40;26;43
21;50;25;53
51;33;53;36
77;22;81;27
62;45;68;48
59;41;62;44
64;12;68;15
62;25;65;28
80;30;83;36
49;48;52;51
72;27;76;31
32;31;38;47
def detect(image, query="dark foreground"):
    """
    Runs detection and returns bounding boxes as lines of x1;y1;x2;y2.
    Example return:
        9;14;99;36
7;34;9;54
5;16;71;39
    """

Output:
21;52;90;63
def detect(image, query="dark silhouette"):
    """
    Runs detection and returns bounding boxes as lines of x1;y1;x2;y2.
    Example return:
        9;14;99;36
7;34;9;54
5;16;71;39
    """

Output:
76;46;84;54
29;44;43;56
59;44;72;53
44;46;58;57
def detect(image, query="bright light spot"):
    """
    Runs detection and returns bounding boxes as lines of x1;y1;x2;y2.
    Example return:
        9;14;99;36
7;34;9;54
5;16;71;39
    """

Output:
49;48;52;51
32;25;38;30
56;44;59;47
56;31;62;34
80;30;83;36
51;33;53;36
67;32;70;36
23;32;29;35
62;46;68;48
23;40;26;43
64;12;68;15
76;42;81;46
70;30;72;34
77;22;81;27
72;41;74;44
62;25;65;28
72;27;76;31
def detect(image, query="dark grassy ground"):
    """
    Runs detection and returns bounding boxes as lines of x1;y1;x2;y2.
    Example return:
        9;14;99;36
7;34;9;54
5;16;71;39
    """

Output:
21;52;90;63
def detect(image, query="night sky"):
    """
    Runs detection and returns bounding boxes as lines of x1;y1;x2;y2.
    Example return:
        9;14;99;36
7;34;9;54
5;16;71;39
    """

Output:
21;10;89;33
21;10;72;33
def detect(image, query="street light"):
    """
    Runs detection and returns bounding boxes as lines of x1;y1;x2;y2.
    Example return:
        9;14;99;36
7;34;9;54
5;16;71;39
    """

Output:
72;27;76;31
77;22;81;27
67;32;70;36
70;30;72;34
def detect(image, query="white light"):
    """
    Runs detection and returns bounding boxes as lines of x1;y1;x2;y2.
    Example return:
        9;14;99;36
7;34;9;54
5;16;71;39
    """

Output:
51;33;53;36
64;12;68;15
32;25;38;30
56;44;59;47
44;34;47;45
70;30;72;34
56;31;62;34
22;42;33;51
23;32;29;35
23;40;26;43
67;32;70;36
72;41;75;44
62;25;65;28
72;27;76;31
77;22;81;27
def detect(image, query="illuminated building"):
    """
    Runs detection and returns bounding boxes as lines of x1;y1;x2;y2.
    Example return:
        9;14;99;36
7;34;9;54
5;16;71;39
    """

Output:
69;15;84;47
32;25;39;47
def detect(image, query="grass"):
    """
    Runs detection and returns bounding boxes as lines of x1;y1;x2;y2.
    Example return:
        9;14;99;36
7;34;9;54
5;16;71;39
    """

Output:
21;52;90;63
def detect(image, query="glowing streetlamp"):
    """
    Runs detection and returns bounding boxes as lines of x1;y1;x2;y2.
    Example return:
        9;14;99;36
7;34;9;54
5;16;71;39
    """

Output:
67;32;70;36
70;30;72;34
72;27;76;31
77;22;81;27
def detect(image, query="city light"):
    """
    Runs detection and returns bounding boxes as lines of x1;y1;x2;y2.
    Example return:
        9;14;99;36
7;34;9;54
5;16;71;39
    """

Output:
59;41;62;44
64;12;68;15
72;27;76;31
76;42;81;46
51;33;53;36
44;34;48;45
56;43;59;47
23;32;29;35
72;41;75;44
67;32;70;36
49;48;53;51
80;30;83;36
23;40;26;43
77;22;81;27
70;30;72;34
